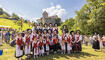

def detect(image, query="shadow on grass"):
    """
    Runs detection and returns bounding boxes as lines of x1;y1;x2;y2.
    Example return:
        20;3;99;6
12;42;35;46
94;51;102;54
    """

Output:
24;52;97;60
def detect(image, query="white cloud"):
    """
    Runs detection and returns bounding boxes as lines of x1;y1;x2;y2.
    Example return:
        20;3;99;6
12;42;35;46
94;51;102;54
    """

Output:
0;4;2;8
31;17;40;22
42;4;66;20
56;5;61;9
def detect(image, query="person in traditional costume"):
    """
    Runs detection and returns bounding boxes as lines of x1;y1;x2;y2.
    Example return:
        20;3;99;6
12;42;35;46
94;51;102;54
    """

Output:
32;37;38;59
43;30;48;52
53;34;58;54
63;30;68;53
67;33;72;54
43;23;48;33
48;23;53;33
60;35;65;54
39;36;44;56
98;34;103;51
38;23;43;33
54;31;61;51
46;36;50;55
54;23;59;34
75;31;82;52
70;31;77;52
31;30;38;54
15;33;23;60
60;30;67;54
24;32;31;58
92;33;100;51
37;31;42;41
62;25;68;35
48;29;53;50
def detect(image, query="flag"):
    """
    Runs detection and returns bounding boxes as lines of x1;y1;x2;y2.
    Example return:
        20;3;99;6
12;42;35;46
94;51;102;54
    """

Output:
0;50;3;56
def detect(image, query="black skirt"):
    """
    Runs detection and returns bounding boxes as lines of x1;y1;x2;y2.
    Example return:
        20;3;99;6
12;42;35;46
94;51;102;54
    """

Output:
92;40;100;49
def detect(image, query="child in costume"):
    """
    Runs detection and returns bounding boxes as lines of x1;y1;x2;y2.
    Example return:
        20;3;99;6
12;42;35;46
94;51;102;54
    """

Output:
39;36;44;56
67;33;72;54
53;35;58;54
24;32;31;58
32;38;38;59
15;33;23;60
46;36;50;55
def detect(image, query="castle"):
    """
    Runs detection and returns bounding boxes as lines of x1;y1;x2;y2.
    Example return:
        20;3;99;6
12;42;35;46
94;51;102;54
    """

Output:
37;11;59;25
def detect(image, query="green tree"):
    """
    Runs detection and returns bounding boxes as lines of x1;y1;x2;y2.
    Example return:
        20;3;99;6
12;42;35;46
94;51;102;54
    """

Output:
61;0;105;35
11;13;19;20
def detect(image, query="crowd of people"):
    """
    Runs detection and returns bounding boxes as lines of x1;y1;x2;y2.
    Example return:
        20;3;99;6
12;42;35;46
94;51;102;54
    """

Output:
0;23;105;60
14;23;82;60
0;28;16;45
92;34;105;51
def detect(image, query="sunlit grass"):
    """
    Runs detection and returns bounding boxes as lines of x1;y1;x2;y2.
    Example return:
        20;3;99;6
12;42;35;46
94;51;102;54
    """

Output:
0;44;105;60
0;18;32;31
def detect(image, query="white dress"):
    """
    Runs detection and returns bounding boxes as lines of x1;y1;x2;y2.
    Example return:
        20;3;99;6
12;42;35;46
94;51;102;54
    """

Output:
39;46;44;54
61;42;65;50
39;41;44;54
15;37;23;58
32;41;38;55
100;41;103;49
46;41;50;51
24;35;31;55
67;35;72;51
67;43;72;51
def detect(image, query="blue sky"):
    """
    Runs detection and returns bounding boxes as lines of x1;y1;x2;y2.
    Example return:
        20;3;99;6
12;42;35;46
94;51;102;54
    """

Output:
0;0;86;22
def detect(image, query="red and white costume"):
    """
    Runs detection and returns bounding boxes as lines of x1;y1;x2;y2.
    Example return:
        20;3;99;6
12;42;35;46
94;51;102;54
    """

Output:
32;41;38;56
24;35;31;55
43;34;48;43
75;34;82;51
54;27;59;34
61;35;66;51
15;36;23;58
46;39;50;51
67;35;72;51
39;40;44;54
75;35;82;43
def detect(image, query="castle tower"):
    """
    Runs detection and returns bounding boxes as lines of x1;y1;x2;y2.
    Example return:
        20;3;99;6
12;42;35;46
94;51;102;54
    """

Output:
42;11;48;18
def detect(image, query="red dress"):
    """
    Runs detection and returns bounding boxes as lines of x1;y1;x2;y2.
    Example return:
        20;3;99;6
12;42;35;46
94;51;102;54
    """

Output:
53;38;57;44
17;37;23;50
34;42;38;53
72;35;78;51
76;35;82;51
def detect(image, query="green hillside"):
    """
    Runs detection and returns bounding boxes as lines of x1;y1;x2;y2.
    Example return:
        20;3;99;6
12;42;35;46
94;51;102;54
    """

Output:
0;18;32;31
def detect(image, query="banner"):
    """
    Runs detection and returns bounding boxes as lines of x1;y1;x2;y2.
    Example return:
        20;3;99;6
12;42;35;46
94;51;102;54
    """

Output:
0;49;3;56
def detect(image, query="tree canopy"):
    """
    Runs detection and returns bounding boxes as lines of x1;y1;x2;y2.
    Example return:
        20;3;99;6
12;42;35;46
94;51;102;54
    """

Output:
61;0;105;35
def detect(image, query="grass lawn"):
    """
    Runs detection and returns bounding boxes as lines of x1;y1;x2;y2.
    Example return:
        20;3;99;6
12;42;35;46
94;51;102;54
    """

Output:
0;43;105;60
0;18;32;31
